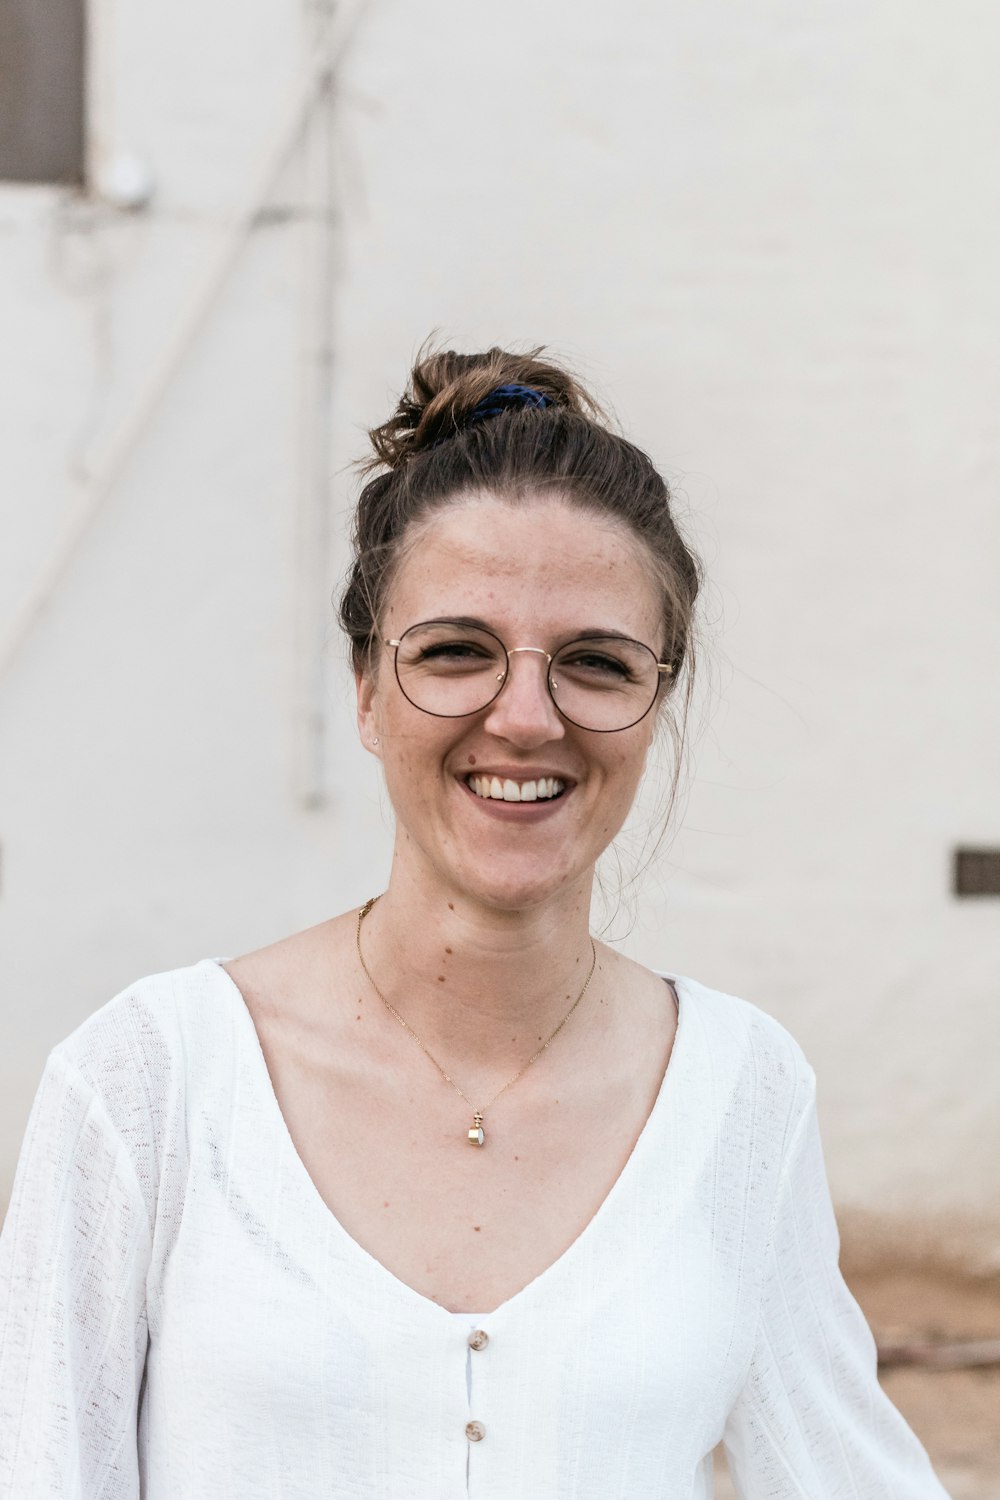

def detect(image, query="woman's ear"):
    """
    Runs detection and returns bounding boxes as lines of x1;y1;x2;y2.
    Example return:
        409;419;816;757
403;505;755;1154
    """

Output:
355;664;383;757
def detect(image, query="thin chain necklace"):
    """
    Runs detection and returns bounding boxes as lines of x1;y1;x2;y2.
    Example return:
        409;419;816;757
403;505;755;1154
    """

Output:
355;895;598;1147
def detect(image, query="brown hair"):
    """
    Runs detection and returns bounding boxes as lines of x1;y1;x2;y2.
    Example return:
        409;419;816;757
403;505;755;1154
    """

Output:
342;344;700;651
338;344;703;844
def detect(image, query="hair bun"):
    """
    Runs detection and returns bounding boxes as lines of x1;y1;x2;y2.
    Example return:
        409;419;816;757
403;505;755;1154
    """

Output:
364;344;603;472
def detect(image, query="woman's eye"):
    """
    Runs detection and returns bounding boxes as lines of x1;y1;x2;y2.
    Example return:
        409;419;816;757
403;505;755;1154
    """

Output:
419;642;492;663
563;651;631;678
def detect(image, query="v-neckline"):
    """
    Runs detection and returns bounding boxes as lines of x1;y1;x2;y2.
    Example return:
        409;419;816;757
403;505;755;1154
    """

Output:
205;956;688;1328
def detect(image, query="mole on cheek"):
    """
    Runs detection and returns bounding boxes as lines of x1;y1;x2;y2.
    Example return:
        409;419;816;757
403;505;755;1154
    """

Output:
467;754;477;766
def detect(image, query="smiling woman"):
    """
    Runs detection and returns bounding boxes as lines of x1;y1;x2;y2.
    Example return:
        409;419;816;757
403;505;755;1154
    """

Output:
354;490;672;915
0;346;953;1499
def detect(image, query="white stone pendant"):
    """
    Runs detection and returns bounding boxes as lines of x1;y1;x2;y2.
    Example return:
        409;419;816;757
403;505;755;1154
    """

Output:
467;1111;485;1147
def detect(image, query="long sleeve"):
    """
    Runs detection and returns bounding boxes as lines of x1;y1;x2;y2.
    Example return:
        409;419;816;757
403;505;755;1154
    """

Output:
0;1050;151;1500
722;1074;951;1500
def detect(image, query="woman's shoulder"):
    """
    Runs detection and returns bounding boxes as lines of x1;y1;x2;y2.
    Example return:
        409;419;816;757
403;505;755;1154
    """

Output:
50;956;236;1114
662;968;817;1123
19;960;235;1232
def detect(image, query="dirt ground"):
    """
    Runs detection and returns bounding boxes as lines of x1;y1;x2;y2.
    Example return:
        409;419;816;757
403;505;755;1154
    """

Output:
713;1270;1000;1498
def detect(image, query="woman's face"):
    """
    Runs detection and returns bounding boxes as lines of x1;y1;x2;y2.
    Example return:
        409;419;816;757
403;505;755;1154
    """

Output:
356;493;665;914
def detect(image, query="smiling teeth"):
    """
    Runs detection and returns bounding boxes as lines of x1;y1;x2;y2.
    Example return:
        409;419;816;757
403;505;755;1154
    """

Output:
467;775;566;802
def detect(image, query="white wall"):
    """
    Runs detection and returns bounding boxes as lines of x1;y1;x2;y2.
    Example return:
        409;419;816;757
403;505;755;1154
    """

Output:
2;0;998;1274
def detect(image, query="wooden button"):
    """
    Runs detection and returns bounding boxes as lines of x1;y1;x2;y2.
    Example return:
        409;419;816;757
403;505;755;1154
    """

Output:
467;1328;489;1351
465;1420;486;1442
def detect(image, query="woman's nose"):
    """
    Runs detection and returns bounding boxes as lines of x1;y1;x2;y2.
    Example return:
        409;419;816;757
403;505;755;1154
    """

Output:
481;649;565;744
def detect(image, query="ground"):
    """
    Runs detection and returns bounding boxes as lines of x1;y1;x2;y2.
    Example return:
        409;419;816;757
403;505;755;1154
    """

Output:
713;1270;1000;1498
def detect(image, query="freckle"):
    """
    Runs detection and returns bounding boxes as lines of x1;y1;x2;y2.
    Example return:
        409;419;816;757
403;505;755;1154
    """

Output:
473;1225;481;1232
445;947;452;954
356;1014;361;1020
448;902;454;910
514;1155;519;1161
437;975;446;982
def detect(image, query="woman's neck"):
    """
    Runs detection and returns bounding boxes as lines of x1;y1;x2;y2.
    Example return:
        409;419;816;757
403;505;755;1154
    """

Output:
354;860;609;1078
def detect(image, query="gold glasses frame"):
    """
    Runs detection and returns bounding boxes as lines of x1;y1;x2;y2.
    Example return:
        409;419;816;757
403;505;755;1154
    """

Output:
381;618;673;733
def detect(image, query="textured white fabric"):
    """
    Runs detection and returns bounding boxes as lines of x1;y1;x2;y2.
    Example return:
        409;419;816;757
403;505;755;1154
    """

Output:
0;959;951;1499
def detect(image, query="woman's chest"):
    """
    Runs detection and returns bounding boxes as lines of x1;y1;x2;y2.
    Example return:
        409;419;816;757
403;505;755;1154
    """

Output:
150;1219;749;1500
145;966;774;1495
251;1006;675;1314
152;1142;756;1500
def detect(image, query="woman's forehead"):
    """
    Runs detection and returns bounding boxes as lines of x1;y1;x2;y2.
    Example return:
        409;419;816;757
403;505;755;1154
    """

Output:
387;495;662;635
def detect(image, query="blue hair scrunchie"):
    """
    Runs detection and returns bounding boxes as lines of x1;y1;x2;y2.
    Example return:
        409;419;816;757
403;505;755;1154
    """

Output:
427;382;555;451
467;383;555;424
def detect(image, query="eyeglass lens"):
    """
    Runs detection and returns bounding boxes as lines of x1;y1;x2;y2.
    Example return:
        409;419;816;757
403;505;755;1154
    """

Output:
392;621;660;731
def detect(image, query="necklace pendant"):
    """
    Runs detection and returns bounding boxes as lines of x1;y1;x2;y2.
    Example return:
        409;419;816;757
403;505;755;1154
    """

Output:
467;1111;485;1147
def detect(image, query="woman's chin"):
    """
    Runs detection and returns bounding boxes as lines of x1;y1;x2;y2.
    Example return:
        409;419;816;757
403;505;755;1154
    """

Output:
443;856;592;916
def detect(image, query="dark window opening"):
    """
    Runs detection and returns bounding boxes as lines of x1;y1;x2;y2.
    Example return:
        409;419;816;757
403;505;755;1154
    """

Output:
953;848;1000;898
0;0;85;184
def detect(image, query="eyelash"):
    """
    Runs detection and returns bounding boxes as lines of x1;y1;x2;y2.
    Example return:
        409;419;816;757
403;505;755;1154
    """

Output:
418;643;491;661
561;651;630;676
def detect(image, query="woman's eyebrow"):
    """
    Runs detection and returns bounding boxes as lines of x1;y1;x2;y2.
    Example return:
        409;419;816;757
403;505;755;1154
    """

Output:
439;614;494;631
565;628;639;643
432;616;641;642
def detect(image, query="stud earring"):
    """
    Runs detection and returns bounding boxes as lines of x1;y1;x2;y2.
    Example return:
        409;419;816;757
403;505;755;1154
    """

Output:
372;737;379;745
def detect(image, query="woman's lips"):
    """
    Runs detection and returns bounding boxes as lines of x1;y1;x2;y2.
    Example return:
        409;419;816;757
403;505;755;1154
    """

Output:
457;777;572;820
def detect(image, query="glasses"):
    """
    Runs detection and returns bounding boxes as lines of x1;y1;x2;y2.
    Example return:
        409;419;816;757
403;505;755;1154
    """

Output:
383;619;673;733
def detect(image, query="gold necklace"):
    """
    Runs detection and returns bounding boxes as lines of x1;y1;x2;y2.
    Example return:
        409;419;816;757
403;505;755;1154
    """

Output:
355;895;598;1147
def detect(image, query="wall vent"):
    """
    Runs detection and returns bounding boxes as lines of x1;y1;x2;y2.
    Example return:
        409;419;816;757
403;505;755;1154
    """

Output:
953;848;1000;898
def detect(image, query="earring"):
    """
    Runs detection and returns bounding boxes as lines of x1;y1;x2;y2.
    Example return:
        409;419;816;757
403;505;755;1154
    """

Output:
372;737;379;745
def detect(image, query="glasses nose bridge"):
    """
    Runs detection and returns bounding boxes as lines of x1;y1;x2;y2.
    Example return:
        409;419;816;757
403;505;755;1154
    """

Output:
506;644;553;664
491;643;560;721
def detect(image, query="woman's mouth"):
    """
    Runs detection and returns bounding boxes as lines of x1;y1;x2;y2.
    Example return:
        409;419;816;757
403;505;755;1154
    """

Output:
465;774;567;803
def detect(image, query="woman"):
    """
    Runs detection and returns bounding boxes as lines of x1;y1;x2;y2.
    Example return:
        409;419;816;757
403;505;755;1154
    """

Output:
0;346;950;1498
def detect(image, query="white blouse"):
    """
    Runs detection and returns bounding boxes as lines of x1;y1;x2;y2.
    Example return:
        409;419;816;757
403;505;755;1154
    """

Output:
0;958;950;1499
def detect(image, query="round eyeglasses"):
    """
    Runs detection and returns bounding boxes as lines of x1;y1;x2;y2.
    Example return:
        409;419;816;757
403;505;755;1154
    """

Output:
382;619;673;733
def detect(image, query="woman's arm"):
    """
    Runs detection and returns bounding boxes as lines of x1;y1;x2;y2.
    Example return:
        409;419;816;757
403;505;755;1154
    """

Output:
0;1050;150;1499
722;1076;951;1499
